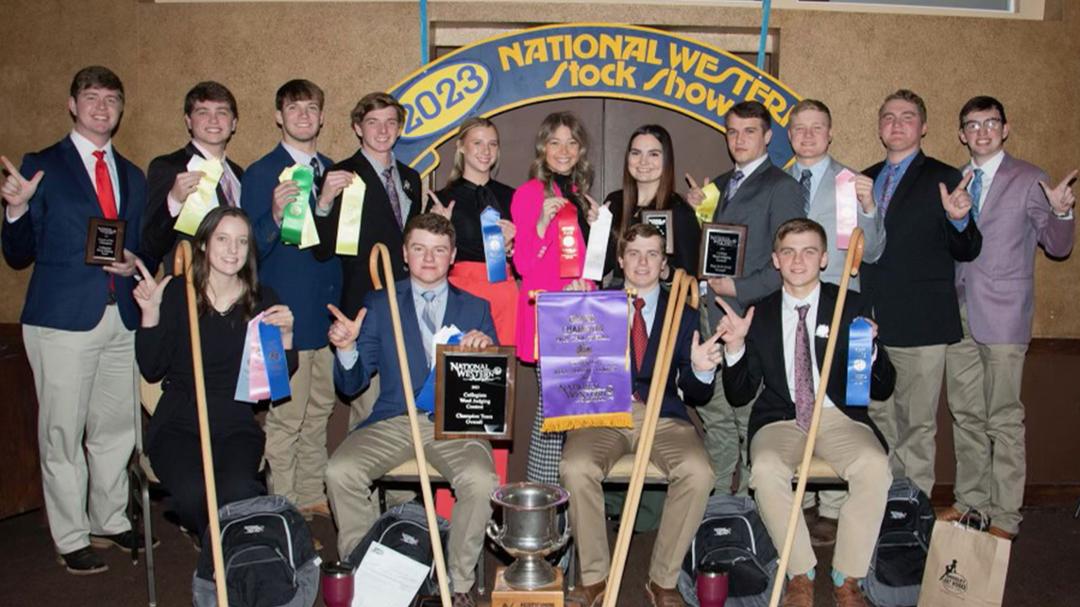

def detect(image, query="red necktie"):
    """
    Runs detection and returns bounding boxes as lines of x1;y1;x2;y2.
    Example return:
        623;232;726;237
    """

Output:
632;297;648;373
92;150;118;219
92;150;118;297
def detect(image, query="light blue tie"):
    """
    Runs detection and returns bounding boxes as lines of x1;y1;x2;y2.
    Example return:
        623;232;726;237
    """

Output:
969;168;985;222
421;290;438;364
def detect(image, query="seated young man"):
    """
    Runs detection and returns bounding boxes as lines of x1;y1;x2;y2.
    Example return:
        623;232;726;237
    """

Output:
717;218;895;607
561;223;721;607
325;213;498;607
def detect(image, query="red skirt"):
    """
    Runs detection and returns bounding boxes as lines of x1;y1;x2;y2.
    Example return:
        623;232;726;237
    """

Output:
448;261;519;346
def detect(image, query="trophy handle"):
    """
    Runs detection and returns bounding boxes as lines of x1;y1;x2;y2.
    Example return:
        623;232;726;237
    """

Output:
486;520;505;546
552;519;572;551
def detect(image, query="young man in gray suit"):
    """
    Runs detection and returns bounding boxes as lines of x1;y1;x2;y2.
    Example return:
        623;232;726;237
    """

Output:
688;100;804;494
943;96;1075;540
785;99;886;545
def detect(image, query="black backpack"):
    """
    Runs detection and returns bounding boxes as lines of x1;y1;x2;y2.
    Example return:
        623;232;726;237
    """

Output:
193;495;319;607
346;501;452;596
860;477;935;607
677;495;779;607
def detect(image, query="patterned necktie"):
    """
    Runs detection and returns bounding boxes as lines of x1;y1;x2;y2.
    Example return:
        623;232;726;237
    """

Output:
794;304;814;431
799;169;813;214
725;169;745;202
383;165;403;228
880;163;899;215
92;151;118;219
421;290;438;364
969;167;985;222
631;297;648;373
309;157;322;199
220;167;238;207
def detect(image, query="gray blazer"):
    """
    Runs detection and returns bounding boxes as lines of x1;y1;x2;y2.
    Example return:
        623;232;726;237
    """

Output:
792;156;886;291
705;159;804;327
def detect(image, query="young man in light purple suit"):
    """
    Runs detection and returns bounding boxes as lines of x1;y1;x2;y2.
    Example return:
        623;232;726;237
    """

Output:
943;96;1076;540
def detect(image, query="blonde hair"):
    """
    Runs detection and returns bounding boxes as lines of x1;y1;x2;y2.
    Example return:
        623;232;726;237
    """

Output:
529;111;593;207
449;117;500;182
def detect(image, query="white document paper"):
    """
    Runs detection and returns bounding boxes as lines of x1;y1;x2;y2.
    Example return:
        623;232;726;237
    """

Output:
351;541;431;607
582;205;613;281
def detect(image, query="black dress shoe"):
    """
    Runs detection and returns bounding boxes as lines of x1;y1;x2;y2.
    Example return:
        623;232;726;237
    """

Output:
90;530;160;551
57;546;109;576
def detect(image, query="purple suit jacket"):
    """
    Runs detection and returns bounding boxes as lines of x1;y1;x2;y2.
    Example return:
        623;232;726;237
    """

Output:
956;153;1074;345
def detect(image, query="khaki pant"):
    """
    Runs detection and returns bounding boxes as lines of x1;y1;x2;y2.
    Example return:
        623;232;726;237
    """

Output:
871;344;947;496
264;346;336;508
23;307;137;554
945;306;1027;534
561;402;714;588
325;415;496;591
750;408;891;578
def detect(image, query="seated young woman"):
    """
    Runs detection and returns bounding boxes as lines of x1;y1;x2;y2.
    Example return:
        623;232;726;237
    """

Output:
134;206;297;541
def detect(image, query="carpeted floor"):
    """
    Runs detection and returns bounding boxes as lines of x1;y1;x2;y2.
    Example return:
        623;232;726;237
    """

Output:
1;500;1077;606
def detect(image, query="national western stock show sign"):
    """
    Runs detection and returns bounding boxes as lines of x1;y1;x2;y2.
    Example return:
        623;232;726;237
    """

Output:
388;23;803;176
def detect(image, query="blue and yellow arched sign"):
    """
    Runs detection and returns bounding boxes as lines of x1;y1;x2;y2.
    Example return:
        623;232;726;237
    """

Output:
388;23;802;176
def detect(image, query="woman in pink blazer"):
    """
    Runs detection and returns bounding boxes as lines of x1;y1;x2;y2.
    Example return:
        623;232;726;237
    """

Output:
511;111;600;363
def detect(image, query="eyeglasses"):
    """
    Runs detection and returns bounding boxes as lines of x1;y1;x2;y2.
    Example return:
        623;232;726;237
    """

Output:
961;118;1003;133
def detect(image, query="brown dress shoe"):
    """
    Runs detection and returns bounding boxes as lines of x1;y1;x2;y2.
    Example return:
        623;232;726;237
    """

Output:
781;574;813;607
937;506;987;530
808;514;838;547
567;579;606;607
646;580;686;607
834;576;869;607
937;506;965;522
987;526;1016;541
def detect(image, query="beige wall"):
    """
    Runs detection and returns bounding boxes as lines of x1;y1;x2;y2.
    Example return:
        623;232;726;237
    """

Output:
1;1;1077;335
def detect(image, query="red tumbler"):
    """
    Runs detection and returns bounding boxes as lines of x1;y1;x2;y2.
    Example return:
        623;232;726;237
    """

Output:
696;562;729;607
321;560;354;607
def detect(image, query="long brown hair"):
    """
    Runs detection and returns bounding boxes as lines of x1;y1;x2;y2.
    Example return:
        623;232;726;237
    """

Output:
449;116;500;182
620;124;676;235
528;111;593;209
191;206;259;320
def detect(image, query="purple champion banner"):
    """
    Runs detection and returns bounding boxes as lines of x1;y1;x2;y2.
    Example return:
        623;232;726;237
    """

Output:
537;290;632;432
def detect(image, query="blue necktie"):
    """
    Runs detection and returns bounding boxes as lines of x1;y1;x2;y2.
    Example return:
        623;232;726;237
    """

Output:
969;168;985;222
880;164;899;216
799;169;813;214
726;169;745;202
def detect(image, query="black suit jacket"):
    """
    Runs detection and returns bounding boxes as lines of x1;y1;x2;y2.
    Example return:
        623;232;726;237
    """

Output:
860;151;981;346
321;150;422;317
722;283;896;449
143;143;244;271
624;286;715;423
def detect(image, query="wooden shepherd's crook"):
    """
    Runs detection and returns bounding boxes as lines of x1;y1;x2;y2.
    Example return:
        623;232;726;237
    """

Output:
174;240;229;607
602;270;699;607
369;243;452;607
766;227;866;607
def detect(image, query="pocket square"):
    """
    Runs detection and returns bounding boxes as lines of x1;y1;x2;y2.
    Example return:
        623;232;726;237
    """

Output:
815;324;830;339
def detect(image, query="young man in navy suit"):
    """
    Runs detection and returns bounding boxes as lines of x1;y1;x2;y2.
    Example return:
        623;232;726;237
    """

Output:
718;219;895;607
241;79;350;519
943;96;1075;539
1;66;149;575
325;213;498;607
142;81;245;270
561;223;720;607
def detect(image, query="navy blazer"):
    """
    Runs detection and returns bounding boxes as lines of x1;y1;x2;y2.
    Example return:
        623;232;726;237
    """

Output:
142;143;245;271
2;136;148;330
334;279;497;428
241;143;341;351
861;151;982;347
722;282;896;449
625;286;714;423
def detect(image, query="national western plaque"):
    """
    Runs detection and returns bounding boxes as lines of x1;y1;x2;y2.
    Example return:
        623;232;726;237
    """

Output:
435;345;516;441
699;222;747;278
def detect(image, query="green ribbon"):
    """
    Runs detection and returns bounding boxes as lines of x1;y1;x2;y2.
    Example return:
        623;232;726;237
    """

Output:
280;164;314;246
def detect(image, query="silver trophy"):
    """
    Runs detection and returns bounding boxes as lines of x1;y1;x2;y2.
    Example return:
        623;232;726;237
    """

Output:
487;482;571;590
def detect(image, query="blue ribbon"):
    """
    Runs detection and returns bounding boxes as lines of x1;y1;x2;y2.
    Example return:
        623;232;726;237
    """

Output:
416;332;462;414
259;322;292;401
480;206;508;283
845;317;873;406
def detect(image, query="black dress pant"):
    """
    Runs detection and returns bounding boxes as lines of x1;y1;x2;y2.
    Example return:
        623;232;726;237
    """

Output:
148;424;265;538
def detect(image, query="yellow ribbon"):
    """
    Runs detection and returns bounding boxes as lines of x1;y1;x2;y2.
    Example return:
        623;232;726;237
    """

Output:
174;157;224;236
335;174;365;256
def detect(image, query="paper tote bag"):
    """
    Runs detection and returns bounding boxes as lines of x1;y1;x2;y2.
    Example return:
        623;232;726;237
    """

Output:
918;521;1011;606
